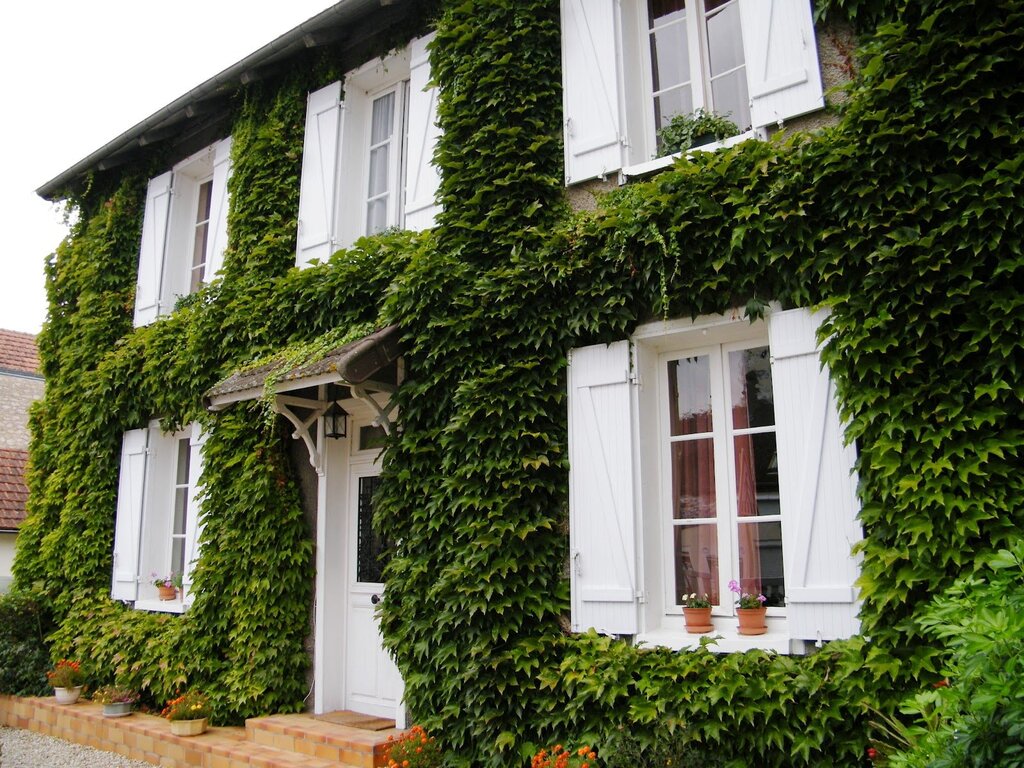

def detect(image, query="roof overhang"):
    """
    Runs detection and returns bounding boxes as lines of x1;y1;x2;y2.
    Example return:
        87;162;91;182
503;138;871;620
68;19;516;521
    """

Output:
205;324;403;411
37;0;424;200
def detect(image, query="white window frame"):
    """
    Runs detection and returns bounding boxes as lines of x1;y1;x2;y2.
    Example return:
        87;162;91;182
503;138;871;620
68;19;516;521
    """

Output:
655;333;785;622
134;137;232;326
363;82;409;237
112;421;205;614
567;307;862;654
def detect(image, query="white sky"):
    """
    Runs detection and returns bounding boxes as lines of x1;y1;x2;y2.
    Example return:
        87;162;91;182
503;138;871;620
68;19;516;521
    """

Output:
0;0;338;335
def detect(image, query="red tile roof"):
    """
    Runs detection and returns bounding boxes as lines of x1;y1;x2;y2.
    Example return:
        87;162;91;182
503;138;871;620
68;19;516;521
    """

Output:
0;448;30;530
0;329;40;375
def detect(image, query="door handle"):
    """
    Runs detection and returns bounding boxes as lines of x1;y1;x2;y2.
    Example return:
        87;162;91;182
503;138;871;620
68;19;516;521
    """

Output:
370;594;380;605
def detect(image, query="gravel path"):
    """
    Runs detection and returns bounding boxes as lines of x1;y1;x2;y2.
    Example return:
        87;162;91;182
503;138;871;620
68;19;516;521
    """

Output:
0;727;152;768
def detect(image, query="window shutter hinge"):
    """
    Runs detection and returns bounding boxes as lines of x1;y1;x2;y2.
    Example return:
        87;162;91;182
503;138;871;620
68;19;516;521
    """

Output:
636;591;646;604
629;370;640;386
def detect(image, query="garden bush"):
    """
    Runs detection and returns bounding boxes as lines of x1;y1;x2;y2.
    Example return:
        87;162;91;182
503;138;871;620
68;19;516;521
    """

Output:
0;589;55;696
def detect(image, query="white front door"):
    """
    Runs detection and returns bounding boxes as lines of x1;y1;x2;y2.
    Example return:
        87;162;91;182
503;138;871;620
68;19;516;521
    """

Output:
344;459;402;717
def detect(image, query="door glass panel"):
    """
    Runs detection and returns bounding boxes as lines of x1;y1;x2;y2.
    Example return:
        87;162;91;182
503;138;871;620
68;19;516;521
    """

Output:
673;524;719;605
356;475;392;583
736;519;785;606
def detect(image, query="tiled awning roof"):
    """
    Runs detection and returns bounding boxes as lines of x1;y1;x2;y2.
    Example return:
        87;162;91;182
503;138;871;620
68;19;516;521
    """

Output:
0;448;30;531
205;325;402;410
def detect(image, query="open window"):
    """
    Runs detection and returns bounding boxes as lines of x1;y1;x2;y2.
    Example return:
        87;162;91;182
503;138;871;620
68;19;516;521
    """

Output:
295;33;441;268
111;422;206;612
567;308;862;652
134;137;232;326
561;0;825;183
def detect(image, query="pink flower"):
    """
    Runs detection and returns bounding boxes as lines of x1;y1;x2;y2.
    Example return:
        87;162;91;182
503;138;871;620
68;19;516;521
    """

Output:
757;594;767;604
728;579;741;594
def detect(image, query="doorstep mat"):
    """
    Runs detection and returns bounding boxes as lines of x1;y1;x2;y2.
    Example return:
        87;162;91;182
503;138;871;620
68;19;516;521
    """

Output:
315;710;396;731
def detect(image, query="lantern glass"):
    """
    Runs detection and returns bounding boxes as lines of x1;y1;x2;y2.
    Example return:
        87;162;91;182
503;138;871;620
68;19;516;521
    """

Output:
324;389;349;439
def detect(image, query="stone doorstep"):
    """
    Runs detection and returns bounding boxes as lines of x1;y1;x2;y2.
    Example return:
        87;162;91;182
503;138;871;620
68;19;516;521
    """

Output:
247;713;403;767
0;695;400;768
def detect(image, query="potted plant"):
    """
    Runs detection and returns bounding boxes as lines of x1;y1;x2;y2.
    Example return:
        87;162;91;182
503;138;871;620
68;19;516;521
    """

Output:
47;659;85;704
93;685;139;717
163;690;212;736
384;725;444;768
152;571;182;601
729;580;768;635
656;108;739;155
681;593;714;634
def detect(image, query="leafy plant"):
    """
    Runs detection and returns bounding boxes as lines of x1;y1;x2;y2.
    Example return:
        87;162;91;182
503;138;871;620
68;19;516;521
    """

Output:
384;725;444;768
601;726;725;768
728;579;766;609
46;659;85;688
656;108;739;155
151;571;182;589
681;593;712;608
0;589;54;695
93;684;139;705
163;690;212;721
531;743;599;768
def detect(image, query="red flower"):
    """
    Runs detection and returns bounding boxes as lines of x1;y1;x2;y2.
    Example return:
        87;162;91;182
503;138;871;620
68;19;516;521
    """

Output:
867;747;878;760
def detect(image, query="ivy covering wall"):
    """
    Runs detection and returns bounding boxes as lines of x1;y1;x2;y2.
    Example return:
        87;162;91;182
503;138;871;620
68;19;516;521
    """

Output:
11;0;1023;765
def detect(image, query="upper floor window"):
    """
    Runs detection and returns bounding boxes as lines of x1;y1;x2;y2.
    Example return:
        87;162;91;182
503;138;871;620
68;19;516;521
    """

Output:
646;0;750;150
295;33;440;268
133;137;232;327
561;0;825;183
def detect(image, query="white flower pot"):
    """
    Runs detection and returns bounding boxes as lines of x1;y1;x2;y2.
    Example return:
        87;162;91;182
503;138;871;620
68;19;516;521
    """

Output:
170;718;208;737
53;686;83;705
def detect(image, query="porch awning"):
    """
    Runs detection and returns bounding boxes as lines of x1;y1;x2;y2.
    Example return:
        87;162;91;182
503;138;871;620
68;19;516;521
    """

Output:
205;324;403;411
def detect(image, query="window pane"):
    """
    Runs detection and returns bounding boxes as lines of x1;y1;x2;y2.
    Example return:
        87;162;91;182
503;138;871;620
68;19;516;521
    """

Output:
370;92;395;145
654;88;694;133
649;22;690;93
649;0;686;26
729;346;773;428
359;424;388;451
176;439;191;485
705;1;744;77
671;439;716;519
673;524;719;606
710;67;749;128
366;198;388;235
734;432;780;517
667;355;712;435
171;537;185;577
736;519;785;607
368;145;389;198
173;489;188;536
195;180;213;224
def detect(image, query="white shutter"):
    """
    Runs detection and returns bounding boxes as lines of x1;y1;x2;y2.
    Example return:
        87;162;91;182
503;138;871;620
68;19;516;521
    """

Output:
204;137;232;281
134;172;173;326
296;81;345;268
181;423;207;606
561;0;624;184
404;33;442;232
111;428;149;601
739;0;824;129
567;341;639;634
769;308;862;641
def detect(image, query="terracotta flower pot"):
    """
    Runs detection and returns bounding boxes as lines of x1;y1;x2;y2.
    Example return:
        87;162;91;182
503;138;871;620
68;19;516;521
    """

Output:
158;585;178;601
683;607;713;634
171;718;208;737
736;607;767;635
53;686;83;705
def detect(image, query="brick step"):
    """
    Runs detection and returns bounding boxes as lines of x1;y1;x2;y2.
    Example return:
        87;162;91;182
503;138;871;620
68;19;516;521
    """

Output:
246;713;402;768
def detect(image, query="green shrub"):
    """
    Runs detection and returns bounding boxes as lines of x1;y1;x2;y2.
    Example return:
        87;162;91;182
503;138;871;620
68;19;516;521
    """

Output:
877;541;1024;767
0;589;55;695
656;109;739;154
601;726;725;768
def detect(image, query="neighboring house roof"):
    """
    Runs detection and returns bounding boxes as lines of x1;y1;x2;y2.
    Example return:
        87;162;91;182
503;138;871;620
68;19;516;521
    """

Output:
36;0;424;201
0;448;30;531
0;329;41;377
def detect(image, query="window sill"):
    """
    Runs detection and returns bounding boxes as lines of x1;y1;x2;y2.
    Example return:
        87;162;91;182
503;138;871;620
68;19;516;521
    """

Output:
134;598;185;614
636;618;793;655
620;130;760;182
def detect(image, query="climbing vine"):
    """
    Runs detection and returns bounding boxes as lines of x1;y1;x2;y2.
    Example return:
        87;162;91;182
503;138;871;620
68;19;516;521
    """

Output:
9;0;1023;765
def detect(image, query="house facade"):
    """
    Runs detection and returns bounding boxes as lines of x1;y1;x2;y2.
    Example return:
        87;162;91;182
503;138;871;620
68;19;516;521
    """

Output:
0;330;42;594
17;0;1020;765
